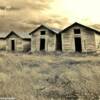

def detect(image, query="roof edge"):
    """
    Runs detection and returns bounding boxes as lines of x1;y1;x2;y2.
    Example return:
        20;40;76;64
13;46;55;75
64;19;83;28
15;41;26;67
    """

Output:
59;22;100;34
29;24;57;35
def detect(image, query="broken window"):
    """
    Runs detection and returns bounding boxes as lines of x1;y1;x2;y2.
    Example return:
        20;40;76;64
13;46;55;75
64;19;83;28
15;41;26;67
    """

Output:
74;29;81;34
41;31;46;35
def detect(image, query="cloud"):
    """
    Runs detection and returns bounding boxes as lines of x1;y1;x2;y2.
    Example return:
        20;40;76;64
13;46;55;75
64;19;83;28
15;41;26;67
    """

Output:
0;0;57;32
0;6;21;11
0;0;53;11
0;0;69;33
26;14;69;30
0;0;99;33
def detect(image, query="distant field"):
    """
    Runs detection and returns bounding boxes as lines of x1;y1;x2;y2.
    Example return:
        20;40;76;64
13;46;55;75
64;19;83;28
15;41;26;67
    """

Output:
0;52;100;100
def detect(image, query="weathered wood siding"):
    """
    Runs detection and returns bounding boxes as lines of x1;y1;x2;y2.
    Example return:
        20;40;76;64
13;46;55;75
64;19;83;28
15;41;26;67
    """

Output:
6;34;31;52
62;25;96;53
31;28;56;52
0;39;6;51
95;34;100;53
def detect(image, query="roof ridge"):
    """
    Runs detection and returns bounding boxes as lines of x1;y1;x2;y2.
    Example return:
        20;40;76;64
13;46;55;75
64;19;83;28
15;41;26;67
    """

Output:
59;22;100;34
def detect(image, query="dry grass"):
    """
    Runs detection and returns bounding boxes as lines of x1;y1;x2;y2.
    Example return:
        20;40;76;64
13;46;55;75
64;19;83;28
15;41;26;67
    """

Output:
0;52;99;100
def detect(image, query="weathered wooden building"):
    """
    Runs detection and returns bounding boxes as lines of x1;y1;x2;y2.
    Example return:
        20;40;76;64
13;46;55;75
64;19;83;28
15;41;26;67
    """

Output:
0;31;31;52
58;22;100;53
0;22;99;53
30;25;57;52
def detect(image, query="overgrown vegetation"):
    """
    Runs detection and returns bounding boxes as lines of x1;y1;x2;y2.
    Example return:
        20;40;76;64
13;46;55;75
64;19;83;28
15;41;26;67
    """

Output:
0;52;99;100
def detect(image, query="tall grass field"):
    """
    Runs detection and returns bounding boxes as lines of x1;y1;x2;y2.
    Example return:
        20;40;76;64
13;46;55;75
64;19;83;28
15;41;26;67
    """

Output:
0;52;100;100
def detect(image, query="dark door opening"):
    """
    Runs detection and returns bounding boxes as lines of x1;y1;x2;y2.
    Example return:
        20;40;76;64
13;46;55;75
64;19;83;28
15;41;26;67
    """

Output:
11;40;15;51
56;34;62;51
40;39;45;51
75;37;82;52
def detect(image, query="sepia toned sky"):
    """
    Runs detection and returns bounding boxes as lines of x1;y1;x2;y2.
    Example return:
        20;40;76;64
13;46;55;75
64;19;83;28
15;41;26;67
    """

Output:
0;0;100;32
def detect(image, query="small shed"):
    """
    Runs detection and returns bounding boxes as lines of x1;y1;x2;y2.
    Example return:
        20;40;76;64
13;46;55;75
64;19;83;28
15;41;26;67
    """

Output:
30;25;57;52
59;22;100;53
0;31;31;52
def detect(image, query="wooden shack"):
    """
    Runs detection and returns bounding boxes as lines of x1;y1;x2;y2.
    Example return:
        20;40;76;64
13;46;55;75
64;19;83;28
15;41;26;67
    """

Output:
58;22;100;53
30;25;57;52
0;31;31;52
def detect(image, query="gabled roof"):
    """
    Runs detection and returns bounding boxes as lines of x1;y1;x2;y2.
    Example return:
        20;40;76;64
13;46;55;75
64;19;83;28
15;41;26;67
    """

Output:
0;32;9;38
0;31;31;39
60;22;100;34
6;31;23;39
17;32;31;39
29;25;57;35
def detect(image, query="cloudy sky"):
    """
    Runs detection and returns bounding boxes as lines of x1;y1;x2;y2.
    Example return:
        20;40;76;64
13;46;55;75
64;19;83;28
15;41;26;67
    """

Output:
0;0;100;32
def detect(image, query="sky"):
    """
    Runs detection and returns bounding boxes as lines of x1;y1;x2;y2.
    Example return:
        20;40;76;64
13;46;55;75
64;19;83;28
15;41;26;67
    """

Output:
0;0;100;32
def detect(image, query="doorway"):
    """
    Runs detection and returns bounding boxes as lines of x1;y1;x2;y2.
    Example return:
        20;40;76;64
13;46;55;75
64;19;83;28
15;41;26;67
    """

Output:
75;37;82;52
11;40;15;51
40;39;45;51
56;34;62;51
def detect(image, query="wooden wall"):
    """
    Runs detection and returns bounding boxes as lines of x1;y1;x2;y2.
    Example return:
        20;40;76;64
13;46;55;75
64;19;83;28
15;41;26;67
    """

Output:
95;34;100;53
0;39;6;51
62;25;96;53
31;28;56;52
